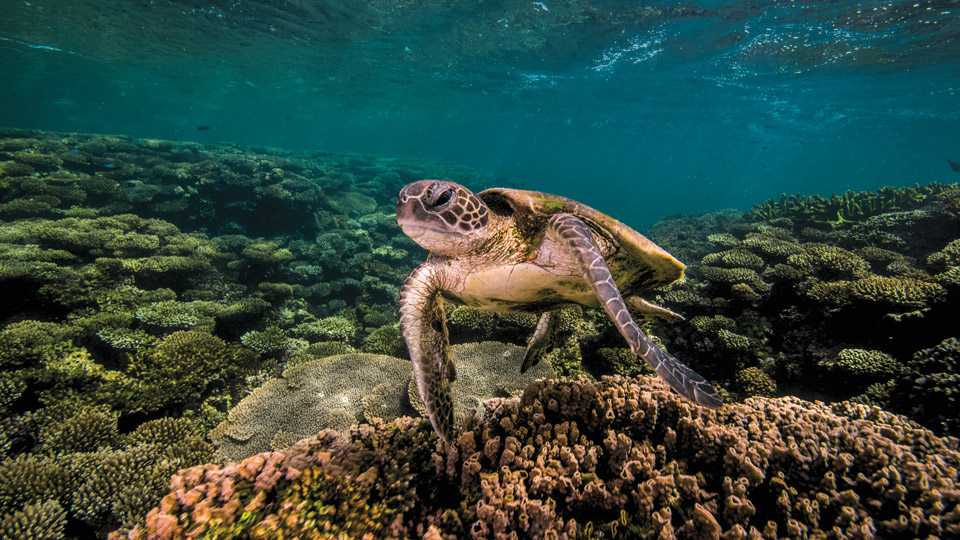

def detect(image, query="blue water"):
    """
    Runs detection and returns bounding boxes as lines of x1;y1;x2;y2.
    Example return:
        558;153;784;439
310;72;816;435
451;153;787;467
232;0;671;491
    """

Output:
1;0;957;229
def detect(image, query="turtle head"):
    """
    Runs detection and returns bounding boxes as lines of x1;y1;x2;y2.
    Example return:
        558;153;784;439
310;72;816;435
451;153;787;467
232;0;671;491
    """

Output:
397;180;492;256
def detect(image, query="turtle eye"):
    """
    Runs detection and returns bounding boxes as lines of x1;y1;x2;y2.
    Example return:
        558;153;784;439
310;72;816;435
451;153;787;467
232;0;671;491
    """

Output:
433;188;455;209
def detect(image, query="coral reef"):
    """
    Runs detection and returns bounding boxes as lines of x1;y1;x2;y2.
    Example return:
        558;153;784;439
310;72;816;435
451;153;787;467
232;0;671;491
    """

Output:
208;353;414;463
750;183;958;229
647;189;960;433
4;129;960;536
120;376;960;539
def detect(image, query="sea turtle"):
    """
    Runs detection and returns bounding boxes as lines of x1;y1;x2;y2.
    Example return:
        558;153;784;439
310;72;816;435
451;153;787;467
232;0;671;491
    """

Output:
397;180;722;442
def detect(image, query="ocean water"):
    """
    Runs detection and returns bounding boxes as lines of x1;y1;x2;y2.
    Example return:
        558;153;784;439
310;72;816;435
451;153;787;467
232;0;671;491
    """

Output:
2;0;957;229
4;3;960;539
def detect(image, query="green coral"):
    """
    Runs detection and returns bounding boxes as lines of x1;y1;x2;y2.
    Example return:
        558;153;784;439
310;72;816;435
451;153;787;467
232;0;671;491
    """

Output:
134;300;209;331
362;324;406;357
37;404;120;455
0;499;66;540
96;327;157;351
0;454;70;516
240;327;290;356
820;348;901;378
110;331;236;413
701;249;764;269
750;183;958;228
0;320;76;369
892;337;960;436
701;266;769;292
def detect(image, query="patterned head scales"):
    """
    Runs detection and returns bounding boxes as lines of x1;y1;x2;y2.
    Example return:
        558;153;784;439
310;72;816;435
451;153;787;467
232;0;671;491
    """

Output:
397;180;491;255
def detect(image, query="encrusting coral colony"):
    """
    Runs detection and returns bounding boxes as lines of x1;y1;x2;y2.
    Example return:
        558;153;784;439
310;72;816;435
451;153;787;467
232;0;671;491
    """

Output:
0;128;957;539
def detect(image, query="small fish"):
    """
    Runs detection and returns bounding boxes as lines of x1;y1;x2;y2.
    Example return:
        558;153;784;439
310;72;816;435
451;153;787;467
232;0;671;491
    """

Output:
197;125;210;131
69;148;80;153
948;159;960;172
104;163;115;168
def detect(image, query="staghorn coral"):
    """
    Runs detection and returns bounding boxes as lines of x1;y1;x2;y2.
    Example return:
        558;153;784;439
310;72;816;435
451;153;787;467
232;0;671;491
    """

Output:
37;404;120;455
0;454;70;516
96;327;157;352
239;327;290;356
109;331;236;414
0;499;67;540
789;243;871;280
121;376;960;540
750;183;957;228
361;324;406;357
68;425;214;534
701;249;764;270
701;265;770;293
850;274;945;309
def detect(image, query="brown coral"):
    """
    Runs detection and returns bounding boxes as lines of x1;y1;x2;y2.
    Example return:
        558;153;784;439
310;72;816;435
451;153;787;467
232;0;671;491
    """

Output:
121;376;960;540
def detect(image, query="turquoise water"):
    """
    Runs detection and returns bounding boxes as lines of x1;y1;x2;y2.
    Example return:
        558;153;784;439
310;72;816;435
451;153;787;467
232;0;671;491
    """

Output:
1;0;958;228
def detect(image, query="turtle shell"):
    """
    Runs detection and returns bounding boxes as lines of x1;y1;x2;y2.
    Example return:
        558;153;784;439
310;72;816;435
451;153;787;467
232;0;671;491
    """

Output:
478;188;685;292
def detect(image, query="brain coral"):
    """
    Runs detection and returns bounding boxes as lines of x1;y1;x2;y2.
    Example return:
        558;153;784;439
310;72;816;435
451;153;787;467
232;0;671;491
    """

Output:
211;342;554;464
120;375;960;540
208;353;414;463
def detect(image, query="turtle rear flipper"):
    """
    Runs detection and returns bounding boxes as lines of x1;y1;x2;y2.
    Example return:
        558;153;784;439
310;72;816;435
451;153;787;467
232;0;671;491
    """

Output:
521;310;559;373
547;213;722;409
398;263;457;443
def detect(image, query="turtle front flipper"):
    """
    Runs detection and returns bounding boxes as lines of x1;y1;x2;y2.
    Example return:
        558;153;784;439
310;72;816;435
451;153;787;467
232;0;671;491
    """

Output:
398;263;457;442
547;214;723;409
522;310;559;373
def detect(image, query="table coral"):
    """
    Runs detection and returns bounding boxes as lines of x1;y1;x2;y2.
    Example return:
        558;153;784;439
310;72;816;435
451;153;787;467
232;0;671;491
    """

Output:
120;376;960;540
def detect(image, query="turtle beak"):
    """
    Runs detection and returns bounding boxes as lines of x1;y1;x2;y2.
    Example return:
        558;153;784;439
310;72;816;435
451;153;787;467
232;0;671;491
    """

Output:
399;223;426;238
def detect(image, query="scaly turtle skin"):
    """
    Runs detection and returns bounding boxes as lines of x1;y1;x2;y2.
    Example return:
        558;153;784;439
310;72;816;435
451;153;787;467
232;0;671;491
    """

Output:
397;180;722;442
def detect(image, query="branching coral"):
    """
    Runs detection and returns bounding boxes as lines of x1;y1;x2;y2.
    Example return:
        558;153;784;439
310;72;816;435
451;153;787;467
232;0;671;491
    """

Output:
109;331;236;413
892;337;960;436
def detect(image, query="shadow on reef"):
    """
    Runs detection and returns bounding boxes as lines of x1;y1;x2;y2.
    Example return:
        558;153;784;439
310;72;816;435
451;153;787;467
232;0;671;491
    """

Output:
1;129;959;538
